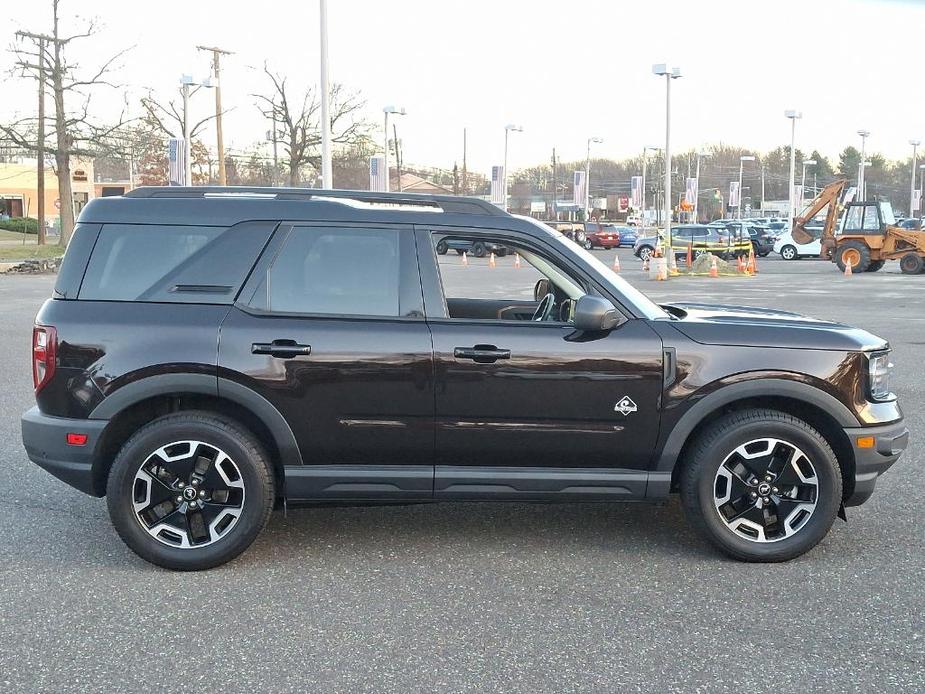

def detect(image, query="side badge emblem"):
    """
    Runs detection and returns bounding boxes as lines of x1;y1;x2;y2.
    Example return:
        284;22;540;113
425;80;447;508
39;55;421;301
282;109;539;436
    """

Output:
614;396;638;416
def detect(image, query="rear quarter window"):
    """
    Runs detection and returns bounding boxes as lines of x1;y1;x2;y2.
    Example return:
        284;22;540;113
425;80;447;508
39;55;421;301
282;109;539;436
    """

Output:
78;222;274;303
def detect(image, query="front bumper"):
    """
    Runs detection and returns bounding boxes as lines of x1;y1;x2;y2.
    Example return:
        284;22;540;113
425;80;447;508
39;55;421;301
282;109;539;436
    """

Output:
843;419;909;506
21;406;108;496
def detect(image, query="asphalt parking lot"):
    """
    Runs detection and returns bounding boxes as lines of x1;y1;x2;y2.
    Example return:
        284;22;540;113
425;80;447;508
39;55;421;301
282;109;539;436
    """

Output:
1;252;922;692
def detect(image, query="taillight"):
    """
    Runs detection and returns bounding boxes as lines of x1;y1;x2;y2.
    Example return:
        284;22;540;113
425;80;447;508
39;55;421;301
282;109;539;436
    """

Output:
33;325;57;393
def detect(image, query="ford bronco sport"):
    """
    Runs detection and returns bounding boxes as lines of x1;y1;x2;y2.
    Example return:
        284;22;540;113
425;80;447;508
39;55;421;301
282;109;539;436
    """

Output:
21;187;908;570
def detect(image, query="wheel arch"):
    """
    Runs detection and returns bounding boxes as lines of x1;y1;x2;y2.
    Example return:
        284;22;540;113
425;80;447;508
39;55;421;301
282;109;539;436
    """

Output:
89;374;301;496
657;379;858;502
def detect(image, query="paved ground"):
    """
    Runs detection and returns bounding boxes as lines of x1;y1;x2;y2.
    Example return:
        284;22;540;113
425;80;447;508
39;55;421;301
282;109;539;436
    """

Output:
1;253;923;692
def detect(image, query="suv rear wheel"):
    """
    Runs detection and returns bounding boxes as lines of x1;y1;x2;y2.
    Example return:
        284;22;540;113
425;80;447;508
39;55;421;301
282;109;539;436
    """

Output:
106;412;274;571
680;409;842;562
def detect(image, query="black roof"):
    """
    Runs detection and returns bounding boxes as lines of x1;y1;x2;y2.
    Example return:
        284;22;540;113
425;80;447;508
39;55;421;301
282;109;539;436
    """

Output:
79;186;519;230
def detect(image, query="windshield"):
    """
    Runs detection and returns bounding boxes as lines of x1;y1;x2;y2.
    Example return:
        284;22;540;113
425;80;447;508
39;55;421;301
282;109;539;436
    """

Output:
879;202;896;225
516;216;668;320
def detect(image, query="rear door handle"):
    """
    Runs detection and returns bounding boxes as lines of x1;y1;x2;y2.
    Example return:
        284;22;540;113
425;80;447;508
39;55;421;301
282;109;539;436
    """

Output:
453;345;511;363
252;340;312;357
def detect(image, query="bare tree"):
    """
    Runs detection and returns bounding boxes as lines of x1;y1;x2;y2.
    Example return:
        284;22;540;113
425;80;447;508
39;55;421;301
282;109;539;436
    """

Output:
2;0;132;245
140;90;219;142
254;64;370;186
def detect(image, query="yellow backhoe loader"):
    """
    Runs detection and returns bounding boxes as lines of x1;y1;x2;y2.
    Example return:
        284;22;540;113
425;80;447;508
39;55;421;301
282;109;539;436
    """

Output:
792;179;925;274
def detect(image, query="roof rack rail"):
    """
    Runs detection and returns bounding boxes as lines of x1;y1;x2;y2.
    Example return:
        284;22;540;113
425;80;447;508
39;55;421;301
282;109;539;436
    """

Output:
124;186;505;216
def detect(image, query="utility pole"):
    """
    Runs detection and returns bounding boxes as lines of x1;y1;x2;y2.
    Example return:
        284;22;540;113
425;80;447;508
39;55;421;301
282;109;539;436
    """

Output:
760;165;765;213
551;147;557;217
461;128;468;195
319;0;333;188
197;46;233;185
393;123;403;192
36;36;46;245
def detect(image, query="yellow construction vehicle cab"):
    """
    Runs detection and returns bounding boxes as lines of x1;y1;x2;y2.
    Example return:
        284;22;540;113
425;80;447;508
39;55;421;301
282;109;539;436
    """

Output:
792;179;925;274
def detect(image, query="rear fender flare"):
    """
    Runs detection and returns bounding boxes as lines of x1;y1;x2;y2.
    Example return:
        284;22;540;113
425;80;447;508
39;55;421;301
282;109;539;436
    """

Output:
89;373;303;467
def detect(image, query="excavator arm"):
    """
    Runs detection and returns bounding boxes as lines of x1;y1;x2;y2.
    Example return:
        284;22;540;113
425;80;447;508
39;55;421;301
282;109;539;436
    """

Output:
791;179;848;247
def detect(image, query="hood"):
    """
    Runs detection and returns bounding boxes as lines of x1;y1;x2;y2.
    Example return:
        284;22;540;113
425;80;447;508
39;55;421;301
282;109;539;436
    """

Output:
662;302;888;352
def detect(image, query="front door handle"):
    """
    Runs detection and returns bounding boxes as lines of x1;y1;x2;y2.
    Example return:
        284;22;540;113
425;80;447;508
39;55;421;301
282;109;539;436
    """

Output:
453;345;511;363
252;340;312;358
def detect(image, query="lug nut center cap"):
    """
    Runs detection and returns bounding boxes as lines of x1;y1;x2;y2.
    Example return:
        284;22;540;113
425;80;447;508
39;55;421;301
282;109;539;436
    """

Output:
182;487;198;501
757;483;771;496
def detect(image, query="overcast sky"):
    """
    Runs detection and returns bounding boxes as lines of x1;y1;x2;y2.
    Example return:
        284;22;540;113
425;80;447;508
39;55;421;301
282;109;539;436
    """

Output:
3;0;923;174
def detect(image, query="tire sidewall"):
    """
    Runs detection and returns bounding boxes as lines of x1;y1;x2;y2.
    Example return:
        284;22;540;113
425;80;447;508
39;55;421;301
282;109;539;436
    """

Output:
107;415;273;570
781;245;796;260
690;417;841;561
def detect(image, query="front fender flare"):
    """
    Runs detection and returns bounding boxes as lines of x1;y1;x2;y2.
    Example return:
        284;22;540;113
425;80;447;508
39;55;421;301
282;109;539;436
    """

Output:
653;377;858;477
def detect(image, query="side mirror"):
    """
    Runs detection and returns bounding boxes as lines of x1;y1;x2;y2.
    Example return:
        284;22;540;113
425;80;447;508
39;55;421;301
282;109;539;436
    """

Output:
573;294;623;332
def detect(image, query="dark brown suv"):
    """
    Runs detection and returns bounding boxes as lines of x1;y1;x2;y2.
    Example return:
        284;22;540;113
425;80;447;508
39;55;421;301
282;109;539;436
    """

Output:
21;187;907;570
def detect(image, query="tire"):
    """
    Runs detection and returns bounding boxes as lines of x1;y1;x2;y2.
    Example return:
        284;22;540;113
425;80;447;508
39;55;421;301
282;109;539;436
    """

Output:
759;249;770;258
496;248;508;257
865;260;885;272
472;241;487;258
780;245;798;261
680;408;842;562
583;239;594;250
435;240;448;255
106;412;275;571
835;241;871;273
899;252;924;275
637;245;654;261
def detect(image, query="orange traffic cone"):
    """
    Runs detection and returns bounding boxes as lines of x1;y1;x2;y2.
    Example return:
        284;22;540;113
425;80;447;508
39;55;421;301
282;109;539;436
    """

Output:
654;241;663;258
746;248;757;275
612;255;621;272
514;253;521;268
844;260;853;277
709;255;719;278
461;251;468;266
489;252;496;268
737;254;746;273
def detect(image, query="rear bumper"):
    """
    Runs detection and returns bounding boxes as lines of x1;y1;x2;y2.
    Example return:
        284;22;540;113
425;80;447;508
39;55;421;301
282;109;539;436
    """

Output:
21;407;108;497
843;419;909;506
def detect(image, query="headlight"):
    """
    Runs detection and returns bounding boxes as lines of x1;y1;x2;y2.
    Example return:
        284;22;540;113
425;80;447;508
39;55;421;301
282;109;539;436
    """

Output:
868;351;894;401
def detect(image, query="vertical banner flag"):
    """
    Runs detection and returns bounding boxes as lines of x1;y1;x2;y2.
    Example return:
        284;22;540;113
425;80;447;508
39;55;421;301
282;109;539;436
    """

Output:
728;181;740;208
573;171;586;206
685;177;697;205
912;189;921;212
168;138;186;186
631;175;643;209
490;165;504;205
369;155;387;192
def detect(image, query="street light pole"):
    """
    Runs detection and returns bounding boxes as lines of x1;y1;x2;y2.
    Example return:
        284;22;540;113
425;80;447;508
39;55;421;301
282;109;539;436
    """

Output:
910;140;920;216
181;79;192;186
785;110;802;231
382;106;406;192
585;137;603;219
738;155;755;220
857;129;870;201
801;159;817;210
503;124;523;212
653;64;681;253
919;163;925;220
319;0;333;188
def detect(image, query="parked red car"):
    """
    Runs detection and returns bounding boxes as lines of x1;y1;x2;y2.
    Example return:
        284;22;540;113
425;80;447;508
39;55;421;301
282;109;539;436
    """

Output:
582;223;622;250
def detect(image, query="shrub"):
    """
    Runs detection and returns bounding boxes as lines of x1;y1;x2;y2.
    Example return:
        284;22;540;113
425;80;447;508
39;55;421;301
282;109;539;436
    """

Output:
0;218;39;234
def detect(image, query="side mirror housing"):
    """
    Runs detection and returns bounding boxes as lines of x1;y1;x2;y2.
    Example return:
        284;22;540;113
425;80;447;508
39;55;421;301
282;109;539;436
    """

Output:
573;295;623;332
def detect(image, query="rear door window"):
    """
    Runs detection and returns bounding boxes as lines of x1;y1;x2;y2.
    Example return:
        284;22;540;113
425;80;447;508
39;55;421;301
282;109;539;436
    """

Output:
79;222;274;303
246;226;420;318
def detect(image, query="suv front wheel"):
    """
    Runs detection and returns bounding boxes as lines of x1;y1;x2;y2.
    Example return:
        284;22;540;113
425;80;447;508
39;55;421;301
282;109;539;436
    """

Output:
680;409;842;562
106;412;275;571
